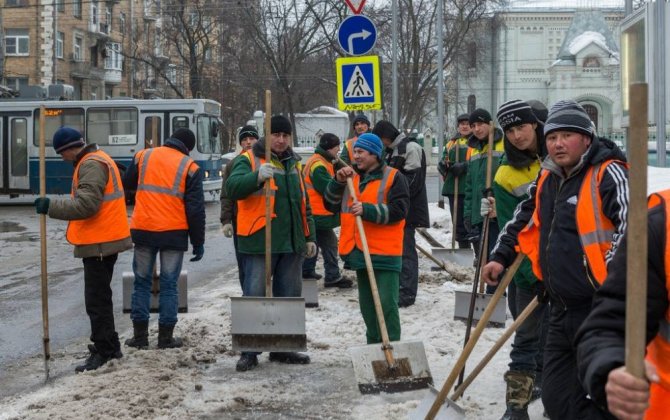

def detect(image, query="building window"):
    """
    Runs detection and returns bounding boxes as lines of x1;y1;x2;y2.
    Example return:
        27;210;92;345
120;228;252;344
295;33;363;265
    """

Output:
105;43;123;70
583;56;600;68
56;0;64;12
583;104;598;130
73;35;83;61
4;77;29;91
5;29;29;56
56;32;64;58
5;0;28;6
467;95;476;113
73;0;82;18
102;7;111;33
467;42;477;69
119;12;126;31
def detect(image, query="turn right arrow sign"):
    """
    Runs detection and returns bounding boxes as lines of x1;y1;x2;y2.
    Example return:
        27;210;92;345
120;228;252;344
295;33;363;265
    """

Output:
344;0;366;14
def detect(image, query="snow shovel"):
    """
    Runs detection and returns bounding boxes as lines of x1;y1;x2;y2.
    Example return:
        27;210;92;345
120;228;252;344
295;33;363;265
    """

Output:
410;254;523;420
346;177;433;394
38;106;51;381
624;83;648;381
453;123;507;331
230;90;306;352
451;296;540;401
434;142;473;267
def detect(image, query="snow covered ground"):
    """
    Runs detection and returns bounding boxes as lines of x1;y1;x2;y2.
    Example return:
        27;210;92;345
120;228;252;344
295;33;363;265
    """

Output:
1;167;668;420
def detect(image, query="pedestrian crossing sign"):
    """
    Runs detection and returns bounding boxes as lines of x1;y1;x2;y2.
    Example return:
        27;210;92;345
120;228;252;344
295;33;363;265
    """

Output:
336;55;382;111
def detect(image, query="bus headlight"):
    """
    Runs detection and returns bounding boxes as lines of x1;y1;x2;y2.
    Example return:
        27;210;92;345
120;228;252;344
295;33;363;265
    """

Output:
204;170;210;178
218;170;223;177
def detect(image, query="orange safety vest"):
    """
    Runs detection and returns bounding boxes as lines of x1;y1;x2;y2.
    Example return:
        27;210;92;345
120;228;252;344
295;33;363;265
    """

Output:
644;191;670;420
66;150;130;245
130;146;198;232
339;166;405;256
303;153;334;217
518;160;625;284
235;151;310;237
345;137;357;163
445;138;473;163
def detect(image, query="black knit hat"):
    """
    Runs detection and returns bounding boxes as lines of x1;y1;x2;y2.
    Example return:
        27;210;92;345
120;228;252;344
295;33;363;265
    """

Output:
352;114;371;128
468;108;492;125
527;100;549;123
372;120;400;141
456;113;470;123
544;100;595;139
172;128;196;151
497;100;538;132
52;126;85;153
318;133;340;150
271;115;292;134
238;125;259;144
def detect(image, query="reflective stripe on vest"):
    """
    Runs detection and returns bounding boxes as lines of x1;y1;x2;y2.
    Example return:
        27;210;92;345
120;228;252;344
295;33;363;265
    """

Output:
517;160;623;283
303;153;334;216
235;151;310;237
645;190;670;399
338;166;405;256
66;150;130;245
130;146;196;232
346;137;356;163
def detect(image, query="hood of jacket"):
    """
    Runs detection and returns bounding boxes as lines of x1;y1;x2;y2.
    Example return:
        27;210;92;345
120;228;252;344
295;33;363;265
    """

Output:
467;127;504;150
542;135;627;177
386;132;408;151
504;122;547;169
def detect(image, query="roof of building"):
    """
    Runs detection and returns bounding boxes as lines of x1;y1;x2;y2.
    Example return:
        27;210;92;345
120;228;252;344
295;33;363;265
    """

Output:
506;0;624;10
554;10;620;64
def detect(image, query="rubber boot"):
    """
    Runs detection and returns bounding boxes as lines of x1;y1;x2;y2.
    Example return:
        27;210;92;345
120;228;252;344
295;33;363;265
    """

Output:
157;324;183;349
499;370;534;420
124;321;149;349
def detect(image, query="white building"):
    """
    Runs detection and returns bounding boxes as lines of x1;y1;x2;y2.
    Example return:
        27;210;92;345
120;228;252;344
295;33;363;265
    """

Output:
451;1;625;138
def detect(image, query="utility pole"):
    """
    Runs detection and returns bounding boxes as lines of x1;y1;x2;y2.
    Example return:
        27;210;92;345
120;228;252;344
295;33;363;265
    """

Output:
436;0;445;205
391;0;398;127
655;0;666;166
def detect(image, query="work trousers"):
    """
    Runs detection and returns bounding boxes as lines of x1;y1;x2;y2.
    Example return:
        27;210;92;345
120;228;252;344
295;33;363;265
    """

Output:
82;254;121;358
357;268;400;344
302;228;341;284
399;225;418;305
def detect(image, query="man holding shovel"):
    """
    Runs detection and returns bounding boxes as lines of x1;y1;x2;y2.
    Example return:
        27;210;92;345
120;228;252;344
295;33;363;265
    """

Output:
324;133;410;344
576;191;669;419
226;115;317;372
482;100;629;419
34;126;132;372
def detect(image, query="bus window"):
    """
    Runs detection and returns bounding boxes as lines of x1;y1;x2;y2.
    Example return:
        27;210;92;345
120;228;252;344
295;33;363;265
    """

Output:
144;116;161;148
197;116;221;154
88;108;138;146
172;116;189;131
11;118;28;176
34;108;85;146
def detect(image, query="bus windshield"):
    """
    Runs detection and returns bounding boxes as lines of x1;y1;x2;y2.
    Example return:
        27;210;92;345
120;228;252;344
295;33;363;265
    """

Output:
196;115;222;154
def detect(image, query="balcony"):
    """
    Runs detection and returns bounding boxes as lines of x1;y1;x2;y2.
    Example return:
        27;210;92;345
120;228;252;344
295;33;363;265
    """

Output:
104;68;122;84
70;60;105;80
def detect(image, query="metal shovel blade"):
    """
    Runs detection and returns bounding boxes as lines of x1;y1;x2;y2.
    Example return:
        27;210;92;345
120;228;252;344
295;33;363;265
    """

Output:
431;247;473;268
350;340;433;394
453;291;507;328
230;296;307;352
409;386;466;420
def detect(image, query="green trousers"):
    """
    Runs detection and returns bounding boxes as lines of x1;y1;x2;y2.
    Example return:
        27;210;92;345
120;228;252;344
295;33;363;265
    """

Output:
356;268;401;344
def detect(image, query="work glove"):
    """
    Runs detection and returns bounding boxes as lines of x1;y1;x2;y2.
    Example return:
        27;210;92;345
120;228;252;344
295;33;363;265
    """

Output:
480;197;496;218
463;217;472;234
34;197;50;214
449;162;468;177
536;281;549;303
305;241;317;258
222;223;234;238
437;160;449;177
257;163;274;184
190;244;204;262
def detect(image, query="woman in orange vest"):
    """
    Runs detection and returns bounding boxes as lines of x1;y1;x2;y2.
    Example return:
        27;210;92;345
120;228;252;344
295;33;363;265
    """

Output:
324;133;410;344
577;190;670;419
34;126;132;373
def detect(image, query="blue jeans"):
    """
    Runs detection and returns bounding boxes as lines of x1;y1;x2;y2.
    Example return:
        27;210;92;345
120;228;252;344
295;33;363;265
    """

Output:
130;245;184;326
302;228;341;283
242;252;304;297
509;283;548;374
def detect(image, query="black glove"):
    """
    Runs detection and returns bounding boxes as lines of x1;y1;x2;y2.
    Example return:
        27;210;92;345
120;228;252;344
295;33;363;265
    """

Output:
450;162;468;177
536;281;549;303
463;218;472;234
34;197;50;214
437;160;448;177
190;244;204;262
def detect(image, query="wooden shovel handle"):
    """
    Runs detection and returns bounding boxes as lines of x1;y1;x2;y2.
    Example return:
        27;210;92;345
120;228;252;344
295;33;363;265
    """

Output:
451;297;540;401
426;253;523;420
264;90;272;298
38;106;51;378
346;177;396;367
451;142;460;250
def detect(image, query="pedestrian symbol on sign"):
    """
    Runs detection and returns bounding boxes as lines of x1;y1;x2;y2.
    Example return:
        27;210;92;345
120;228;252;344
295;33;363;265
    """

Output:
344;66;373;98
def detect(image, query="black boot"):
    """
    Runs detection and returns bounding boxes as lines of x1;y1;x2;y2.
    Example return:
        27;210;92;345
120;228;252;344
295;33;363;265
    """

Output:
157;324;183;349
75;344;121;373
236;353;259;372
500;408;530;420
124;321;149;349
268;352;310;364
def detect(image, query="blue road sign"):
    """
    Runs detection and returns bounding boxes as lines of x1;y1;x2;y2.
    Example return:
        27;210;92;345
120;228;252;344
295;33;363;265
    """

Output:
337;15;377;56
336;55;382;111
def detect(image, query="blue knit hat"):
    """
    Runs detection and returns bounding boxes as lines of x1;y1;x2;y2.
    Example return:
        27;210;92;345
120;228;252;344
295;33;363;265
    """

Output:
52;126;85;153
354;133;383;160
